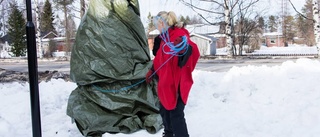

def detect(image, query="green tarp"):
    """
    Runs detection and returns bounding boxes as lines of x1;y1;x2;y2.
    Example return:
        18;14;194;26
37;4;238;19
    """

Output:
66;0;161;136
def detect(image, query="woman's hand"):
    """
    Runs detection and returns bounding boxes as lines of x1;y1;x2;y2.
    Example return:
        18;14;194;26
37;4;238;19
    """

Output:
145;70;154;83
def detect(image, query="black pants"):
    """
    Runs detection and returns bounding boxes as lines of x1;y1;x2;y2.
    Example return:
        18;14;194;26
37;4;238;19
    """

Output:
160;94;189;137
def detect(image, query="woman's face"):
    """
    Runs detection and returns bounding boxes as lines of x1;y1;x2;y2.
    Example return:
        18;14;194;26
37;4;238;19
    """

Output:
157;21;165;33
153;16;165;33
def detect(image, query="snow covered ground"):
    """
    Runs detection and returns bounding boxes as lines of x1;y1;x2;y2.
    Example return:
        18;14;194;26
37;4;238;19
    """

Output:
1;58;320;137
251;46;319;55
216;45;319;56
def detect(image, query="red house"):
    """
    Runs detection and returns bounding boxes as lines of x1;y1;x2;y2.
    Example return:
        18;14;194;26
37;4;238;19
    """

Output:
263;32;286;47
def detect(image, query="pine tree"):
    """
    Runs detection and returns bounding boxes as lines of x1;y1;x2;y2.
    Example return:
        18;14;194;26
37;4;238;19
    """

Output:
41;0;56;35
179;15;186;23
268;15;278;32
147;12;154;31
7;2;26;57
258;16;265;31
283;15;296;44
185;16;191;25
297;0;315;46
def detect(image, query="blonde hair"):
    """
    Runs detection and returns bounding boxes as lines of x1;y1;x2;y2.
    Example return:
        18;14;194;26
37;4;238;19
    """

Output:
156;11;184;28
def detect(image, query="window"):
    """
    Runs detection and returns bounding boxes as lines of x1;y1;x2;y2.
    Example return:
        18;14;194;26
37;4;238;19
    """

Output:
270;38;276;44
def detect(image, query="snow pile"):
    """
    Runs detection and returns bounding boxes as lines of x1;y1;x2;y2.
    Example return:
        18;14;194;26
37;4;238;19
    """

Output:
251;46;318;55
216;46;319;56
0;50;11;58
1;58;320;137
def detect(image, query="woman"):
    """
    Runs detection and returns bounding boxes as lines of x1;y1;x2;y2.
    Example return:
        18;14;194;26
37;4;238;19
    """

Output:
146;11;200;137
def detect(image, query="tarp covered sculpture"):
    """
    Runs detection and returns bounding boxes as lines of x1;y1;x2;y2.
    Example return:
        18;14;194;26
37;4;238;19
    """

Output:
66;0;161;136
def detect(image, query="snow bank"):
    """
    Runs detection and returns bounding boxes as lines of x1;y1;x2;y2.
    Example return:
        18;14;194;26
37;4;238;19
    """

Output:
1;58;320;137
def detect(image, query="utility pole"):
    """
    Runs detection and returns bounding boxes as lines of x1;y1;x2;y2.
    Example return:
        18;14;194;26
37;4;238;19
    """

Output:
313;0;320;56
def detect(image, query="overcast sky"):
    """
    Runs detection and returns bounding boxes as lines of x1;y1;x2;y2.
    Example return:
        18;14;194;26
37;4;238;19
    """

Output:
138;0;305;25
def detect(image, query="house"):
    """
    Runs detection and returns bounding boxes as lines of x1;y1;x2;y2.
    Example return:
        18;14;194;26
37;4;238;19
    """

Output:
147;29;160;52
0;35;11;51
41;31;75;57
190;33;217;56
263;32;286;47
186;24;226;49
0;35;12;58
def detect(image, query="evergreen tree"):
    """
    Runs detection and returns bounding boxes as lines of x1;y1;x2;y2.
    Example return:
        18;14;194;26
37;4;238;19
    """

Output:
268;15;278;32
185;16;191;25
299;0;315;46
179;15;186;23
147;12;154;31
295;14;307;38
41;0;56;34
283;15;296;44
258;16;265;31
7;2;26;57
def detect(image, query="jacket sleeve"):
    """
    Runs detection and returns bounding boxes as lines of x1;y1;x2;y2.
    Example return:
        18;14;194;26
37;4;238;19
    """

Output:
178;45;192;68
152;35;161;56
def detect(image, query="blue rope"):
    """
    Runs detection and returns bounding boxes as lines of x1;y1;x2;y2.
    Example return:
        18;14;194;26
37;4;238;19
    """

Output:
92;79;145;93
93;16;189;93
93;54;174;93
157;16;189;57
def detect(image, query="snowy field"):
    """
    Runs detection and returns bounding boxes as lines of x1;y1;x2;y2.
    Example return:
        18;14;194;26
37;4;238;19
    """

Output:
215;45;319;56
1;58;320;137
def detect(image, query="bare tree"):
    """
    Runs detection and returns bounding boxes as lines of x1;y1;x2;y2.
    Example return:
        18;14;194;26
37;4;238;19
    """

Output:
179;0;260;56
234;1;262;55
66;0;89;19
0;0;10;36
53;0;75;53
80;0;87;18
312;0;320;54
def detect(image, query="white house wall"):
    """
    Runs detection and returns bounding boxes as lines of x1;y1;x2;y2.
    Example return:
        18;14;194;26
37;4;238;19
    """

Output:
190;36;210;56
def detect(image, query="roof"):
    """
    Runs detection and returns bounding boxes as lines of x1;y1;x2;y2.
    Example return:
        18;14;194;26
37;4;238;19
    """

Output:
186;24;220;35
263;32;283;36
190;33;217;44
41;31;58;39
42;36;75;42
148;29;160;35
0;35;10;44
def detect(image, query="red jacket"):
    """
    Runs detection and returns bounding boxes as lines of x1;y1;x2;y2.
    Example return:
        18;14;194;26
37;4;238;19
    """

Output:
153;27;200;110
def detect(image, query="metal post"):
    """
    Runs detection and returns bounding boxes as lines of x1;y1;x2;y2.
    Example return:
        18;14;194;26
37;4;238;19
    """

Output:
25;0;42;137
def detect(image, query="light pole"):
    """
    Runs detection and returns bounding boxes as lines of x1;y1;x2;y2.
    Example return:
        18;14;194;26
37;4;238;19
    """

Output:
25;0;42;137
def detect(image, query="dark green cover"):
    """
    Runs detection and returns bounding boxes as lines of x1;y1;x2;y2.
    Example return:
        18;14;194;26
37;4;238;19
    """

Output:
66;0;161;136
